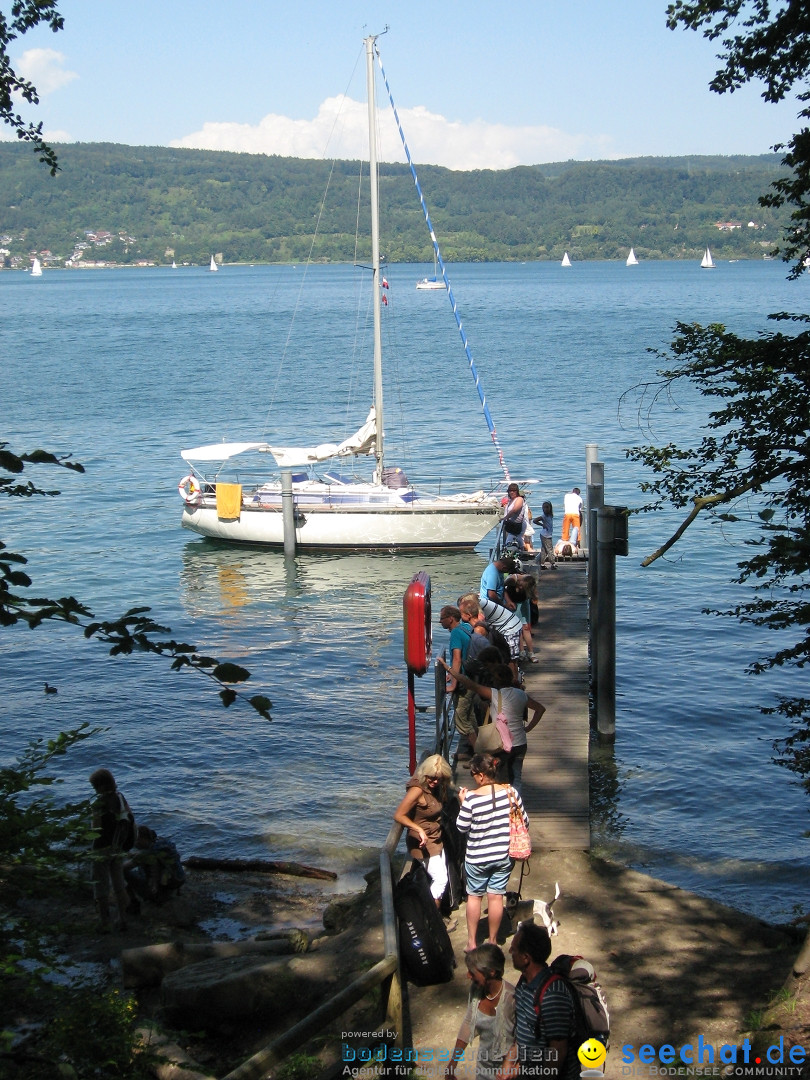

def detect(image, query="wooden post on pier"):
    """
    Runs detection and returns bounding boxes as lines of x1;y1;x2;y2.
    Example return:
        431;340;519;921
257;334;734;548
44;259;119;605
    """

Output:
594;504;628;739
584;443;599;552
588;461;605;702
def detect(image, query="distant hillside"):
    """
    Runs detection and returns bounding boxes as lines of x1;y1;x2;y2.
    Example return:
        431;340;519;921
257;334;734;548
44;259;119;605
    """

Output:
0;142;791;267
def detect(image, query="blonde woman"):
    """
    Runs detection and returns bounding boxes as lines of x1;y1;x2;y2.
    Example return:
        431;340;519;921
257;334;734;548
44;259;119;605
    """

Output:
393;754;456;925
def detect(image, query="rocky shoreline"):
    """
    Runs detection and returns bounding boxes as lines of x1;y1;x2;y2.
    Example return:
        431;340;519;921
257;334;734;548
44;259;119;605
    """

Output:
12;850;810;1079
15;860;383;1078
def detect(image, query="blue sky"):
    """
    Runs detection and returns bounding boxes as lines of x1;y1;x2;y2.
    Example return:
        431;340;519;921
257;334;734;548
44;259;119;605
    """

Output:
6;0;802;169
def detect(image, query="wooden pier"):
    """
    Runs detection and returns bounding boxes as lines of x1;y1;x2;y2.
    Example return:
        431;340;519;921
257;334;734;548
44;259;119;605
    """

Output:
515;558;591;849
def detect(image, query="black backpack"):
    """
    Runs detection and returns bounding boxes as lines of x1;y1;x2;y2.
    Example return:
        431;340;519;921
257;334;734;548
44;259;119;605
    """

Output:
394;860;455;986
534;954;609;1049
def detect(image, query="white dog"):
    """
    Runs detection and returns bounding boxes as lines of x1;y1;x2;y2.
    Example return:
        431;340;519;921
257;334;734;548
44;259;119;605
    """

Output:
533;881;561;935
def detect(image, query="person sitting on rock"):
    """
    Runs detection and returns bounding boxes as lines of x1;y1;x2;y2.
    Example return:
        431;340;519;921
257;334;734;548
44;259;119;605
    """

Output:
123;825;185;913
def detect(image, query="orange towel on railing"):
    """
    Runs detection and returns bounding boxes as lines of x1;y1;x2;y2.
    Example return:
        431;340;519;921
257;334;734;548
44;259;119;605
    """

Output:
216;483;242;520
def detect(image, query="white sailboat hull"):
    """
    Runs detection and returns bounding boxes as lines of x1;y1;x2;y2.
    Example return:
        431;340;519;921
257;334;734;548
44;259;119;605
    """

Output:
416;279;445;290
181;492;500;549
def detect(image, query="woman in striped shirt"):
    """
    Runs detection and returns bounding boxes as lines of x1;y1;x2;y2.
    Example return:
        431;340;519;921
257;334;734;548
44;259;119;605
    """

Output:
456;752;529;954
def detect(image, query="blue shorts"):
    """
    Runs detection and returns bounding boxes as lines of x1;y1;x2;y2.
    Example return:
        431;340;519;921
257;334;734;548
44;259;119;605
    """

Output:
465;857;513;896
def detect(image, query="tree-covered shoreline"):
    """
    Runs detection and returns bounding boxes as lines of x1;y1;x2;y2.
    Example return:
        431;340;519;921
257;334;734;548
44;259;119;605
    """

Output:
0;141;791;268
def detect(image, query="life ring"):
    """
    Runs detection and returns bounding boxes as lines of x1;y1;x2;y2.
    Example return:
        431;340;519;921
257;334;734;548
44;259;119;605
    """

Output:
178;474;202;506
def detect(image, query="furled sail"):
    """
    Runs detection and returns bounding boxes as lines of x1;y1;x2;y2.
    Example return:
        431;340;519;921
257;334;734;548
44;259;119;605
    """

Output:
269;407;377;467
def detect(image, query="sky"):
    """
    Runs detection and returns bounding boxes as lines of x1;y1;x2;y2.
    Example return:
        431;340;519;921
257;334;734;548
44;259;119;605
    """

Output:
5;0;804;170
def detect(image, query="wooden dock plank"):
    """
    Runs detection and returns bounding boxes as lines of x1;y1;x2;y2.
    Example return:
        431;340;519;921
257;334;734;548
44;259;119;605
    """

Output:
520;560;590;849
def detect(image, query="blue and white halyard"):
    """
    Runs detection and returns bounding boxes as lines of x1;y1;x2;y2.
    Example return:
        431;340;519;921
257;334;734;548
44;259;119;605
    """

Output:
179;34;504;550
375;45;511;486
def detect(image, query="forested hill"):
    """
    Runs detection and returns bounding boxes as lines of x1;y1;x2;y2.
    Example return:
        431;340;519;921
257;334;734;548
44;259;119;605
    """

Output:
0;141;791;266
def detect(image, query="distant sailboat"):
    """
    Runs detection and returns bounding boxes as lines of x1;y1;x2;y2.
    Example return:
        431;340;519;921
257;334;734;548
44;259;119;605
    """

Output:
626;248;638;266
700;247;715;269
209;255;218;272
561;252;572;267
30;257;42;277
416;251;445;290
171;260;178;269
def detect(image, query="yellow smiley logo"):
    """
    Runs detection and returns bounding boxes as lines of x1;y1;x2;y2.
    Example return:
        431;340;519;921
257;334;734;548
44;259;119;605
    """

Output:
577;1038;607;1070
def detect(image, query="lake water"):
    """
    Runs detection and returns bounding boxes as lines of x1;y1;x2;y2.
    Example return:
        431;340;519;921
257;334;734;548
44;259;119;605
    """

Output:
2;258;808;919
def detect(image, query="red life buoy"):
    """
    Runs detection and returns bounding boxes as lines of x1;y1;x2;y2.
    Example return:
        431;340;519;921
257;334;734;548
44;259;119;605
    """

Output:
178;474;202;506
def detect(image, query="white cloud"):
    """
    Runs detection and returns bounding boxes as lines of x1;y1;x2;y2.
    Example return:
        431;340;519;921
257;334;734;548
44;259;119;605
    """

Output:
171;96;615;170
16;48;78;95
42;129;74;143
0;125;73;143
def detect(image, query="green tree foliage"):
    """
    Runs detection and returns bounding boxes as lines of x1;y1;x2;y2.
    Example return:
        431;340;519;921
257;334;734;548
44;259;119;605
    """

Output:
625;317;809;769
0;0;62;174
0;142;791;266
624;3;810;783
667;0;810;273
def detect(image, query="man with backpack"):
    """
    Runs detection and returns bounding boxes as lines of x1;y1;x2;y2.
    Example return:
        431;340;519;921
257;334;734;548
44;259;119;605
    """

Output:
509;922;579;1079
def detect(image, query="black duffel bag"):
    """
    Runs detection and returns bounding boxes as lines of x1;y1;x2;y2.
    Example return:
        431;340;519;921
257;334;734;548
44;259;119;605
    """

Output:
394;860;455;986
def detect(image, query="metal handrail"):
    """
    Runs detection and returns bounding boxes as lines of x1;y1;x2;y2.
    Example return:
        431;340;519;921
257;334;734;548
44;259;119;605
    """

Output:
220;823;405;1080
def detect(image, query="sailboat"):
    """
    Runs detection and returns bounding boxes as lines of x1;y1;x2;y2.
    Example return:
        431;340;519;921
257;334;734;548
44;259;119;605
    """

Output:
561;252;572;267
178;35;502;550
30;257;43;277
209;255;218;272
416;251;445;290
700;246;715;269
626;248;638;266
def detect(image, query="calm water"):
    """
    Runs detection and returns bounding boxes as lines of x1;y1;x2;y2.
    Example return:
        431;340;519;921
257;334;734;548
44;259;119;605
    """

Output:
2;259;808;917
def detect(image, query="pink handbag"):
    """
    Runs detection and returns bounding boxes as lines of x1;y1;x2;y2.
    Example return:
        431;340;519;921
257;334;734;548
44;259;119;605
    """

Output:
494;691;513;752
508;788;531;860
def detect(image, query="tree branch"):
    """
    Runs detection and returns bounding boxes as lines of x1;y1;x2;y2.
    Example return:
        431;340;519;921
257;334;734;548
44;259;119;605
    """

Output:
641;475;775;566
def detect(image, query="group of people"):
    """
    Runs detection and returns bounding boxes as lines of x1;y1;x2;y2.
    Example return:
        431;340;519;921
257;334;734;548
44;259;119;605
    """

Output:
395;548;551;1027
393;751;528;952
449;925;581;1080
89;768;185;931
438;546;547;790
501;484;585;568
393;754;579;1079
392;500;590;1077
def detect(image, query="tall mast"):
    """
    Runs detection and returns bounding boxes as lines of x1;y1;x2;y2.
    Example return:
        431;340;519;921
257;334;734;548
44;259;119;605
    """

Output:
365;35;384;484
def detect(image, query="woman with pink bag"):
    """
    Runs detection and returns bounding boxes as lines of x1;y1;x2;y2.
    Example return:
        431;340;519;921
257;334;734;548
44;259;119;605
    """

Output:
456;752;529;953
